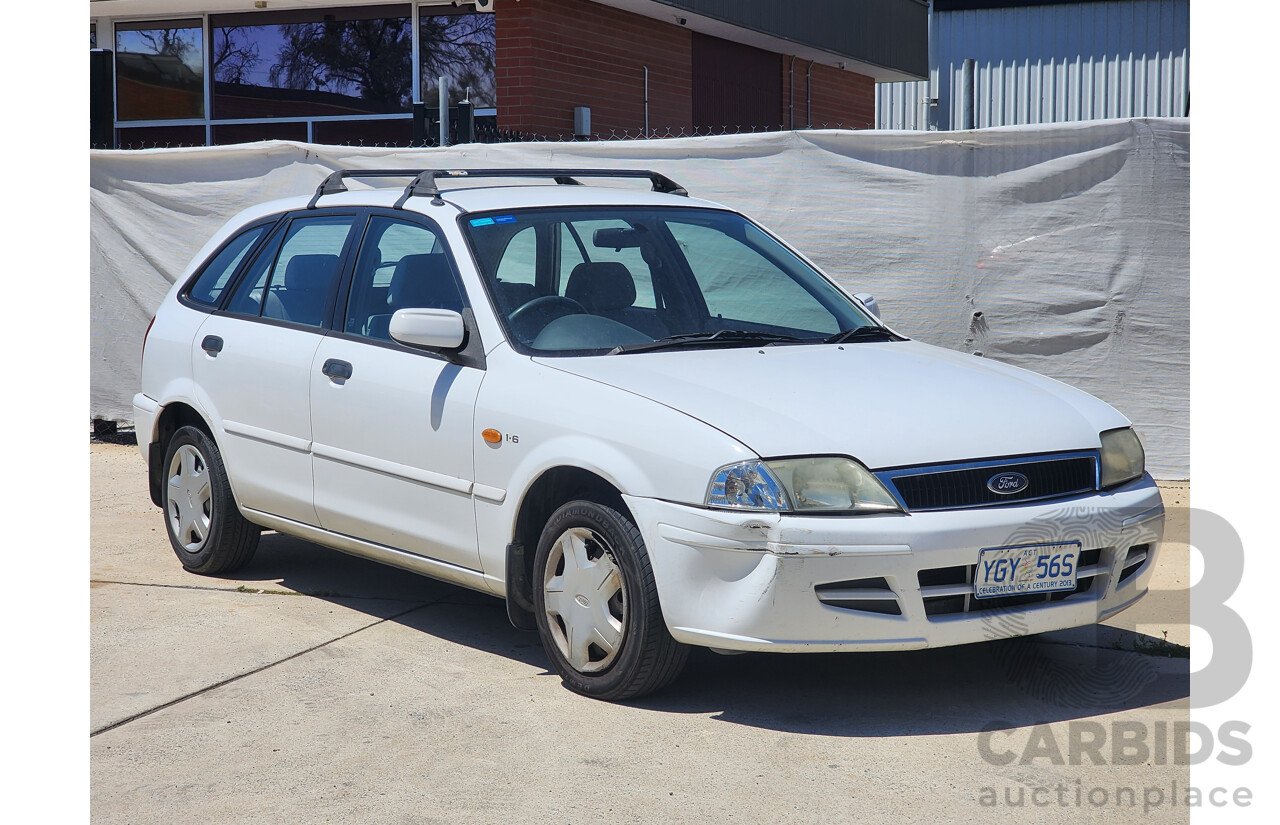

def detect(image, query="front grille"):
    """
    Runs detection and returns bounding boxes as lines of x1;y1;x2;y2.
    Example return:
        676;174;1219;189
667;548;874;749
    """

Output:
885;455;1096;511
918;548;1104;618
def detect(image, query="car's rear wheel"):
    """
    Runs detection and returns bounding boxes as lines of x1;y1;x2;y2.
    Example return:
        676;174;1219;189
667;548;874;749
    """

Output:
532;500;688;700
163;425;259;575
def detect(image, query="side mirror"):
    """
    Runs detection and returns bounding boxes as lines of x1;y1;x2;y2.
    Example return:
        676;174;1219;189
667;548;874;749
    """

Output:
853;292;881;319
389;308;465;351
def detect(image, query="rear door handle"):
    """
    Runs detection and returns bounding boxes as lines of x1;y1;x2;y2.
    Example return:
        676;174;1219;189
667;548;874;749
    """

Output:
322;358;353;381
201;335;223;356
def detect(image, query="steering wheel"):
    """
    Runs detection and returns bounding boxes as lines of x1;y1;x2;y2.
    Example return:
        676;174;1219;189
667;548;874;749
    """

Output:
508;295;587;341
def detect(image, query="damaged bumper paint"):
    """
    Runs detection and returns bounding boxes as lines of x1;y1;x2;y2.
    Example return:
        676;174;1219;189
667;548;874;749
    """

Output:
623;476;1165;653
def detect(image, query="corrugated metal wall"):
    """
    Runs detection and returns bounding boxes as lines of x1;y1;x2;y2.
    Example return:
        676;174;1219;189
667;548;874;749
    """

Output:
876;80;934;130
876;0;1189;130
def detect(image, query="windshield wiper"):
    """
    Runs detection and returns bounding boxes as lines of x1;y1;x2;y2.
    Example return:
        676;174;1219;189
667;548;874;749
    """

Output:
611;329;807;354
824;326;906;344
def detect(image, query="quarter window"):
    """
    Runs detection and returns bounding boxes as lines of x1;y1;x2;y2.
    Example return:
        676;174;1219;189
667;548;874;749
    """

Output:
495;226;538;286
186;225;269;308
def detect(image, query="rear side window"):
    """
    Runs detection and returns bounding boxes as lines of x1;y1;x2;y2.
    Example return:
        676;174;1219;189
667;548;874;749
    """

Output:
185;225;268;308
227;215;355;327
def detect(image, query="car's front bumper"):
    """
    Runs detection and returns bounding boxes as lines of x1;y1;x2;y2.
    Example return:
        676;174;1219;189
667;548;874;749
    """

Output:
624;475;1164;652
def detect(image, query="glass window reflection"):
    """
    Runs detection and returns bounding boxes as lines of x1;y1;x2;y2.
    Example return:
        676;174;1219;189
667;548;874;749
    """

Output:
211;8;412;119
115;20;205;121
420;12;496;108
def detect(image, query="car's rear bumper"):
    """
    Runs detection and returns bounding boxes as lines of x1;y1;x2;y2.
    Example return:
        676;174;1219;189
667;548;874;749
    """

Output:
624;476;1164;653
132;393;159;462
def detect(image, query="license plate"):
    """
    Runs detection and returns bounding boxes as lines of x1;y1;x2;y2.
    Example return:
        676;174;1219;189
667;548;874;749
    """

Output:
974;541;1080;599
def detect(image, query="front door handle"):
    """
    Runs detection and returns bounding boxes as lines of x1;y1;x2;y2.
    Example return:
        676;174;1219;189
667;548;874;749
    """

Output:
322;358;353;381
201;335;223;356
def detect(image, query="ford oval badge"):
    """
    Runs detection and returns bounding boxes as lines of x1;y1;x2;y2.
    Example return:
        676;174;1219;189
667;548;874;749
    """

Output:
987;472;1030;495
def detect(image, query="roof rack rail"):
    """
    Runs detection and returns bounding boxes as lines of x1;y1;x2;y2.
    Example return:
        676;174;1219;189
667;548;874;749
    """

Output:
307;167;689;210
307;169;428;209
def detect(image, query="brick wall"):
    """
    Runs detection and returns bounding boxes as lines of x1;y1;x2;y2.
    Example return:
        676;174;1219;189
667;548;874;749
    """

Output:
779;58;876;130
494;0;875;137
495;0;692;138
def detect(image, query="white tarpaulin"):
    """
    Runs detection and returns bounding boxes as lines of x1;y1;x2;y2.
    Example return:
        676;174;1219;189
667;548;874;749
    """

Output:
90;118;1189;477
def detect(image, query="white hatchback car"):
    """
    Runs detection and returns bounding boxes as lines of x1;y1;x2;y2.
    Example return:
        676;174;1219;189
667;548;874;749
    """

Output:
135;168;1164;700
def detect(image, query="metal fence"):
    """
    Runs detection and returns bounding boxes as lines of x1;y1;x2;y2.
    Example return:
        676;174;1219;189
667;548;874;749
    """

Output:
102;121;871;151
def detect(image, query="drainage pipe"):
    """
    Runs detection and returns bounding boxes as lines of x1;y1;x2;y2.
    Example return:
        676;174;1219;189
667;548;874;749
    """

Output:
788;55;797;129
806;60;814;128
961;58;975;130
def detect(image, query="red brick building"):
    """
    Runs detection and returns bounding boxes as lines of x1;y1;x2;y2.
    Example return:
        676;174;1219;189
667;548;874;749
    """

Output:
90;0;927;148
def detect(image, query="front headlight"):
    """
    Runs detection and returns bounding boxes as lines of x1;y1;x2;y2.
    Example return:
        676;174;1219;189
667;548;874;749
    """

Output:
706;457;902;514
1100;427;1145;488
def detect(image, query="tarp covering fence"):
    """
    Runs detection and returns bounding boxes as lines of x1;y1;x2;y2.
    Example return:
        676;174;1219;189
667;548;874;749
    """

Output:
90;118;1189;477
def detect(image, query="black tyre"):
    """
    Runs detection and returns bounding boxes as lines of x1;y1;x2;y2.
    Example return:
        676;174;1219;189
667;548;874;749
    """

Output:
532;500;688;700
162;425;260;575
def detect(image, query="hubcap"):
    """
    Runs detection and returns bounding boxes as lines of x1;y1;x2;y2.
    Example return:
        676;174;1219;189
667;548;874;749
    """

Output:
543;527;626;673
167;444;213;552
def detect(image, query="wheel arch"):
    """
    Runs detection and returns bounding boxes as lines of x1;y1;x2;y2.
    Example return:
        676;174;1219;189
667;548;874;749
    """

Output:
504;465;634;631
147;401;215;508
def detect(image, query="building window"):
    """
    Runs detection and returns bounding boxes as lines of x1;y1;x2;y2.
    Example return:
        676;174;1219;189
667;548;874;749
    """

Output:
114;19;205;121
210;5;413;120
420;8;496;108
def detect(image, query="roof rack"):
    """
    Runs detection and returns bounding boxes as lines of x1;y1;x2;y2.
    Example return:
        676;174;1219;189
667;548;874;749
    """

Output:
306;167;689;210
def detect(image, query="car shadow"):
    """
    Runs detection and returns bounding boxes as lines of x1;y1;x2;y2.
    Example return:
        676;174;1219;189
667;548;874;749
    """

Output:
232;532;1189;738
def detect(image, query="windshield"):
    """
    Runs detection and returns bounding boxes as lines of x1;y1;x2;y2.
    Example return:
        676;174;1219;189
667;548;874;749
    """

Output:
461;206;885;355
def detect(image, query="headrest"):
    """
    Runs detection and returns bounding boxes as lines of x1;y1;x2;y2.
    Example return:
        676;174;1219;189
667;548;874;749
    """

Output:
388;253;462;310
281;254;338;290
564;262;637;312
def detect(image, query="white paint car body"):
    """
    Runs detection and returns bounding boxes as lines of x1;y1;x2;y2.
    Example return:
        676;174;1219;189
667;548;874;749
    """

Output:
135;171;1163;697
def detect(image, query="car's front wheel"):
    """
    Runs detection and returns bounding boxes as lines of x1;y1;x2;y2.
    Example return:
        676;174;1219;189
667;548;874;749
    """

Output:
532;500;688;700
162;425;260;575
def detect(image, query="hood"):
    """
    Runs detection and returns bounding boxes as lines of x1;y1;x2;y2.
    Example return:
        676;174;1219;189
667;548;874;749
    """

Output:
536;341;1128;469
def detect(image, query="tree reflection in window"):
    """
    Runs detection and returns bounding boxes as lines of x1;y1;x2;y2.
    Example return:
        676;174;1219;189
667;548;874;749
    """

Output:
211;26;261;86
211;13;411;118
421;13;496;108
115;21;205;121
271;19;412;111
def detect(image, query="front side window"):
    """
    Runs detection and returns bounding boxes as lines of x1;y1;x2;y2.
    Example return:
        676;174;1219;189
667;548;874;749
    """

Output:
114;20;205;121
345;217;463;342
463;207;877;355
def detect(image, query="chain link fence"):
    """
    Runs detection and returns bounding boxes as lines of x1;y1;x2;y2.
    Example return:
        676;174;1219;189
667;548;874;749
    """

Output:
99;122;862;152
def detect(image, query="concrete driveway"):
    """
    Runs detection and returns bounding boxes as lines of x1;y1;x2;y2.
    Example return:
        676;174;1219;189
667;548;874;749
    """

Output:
91;442;1191;824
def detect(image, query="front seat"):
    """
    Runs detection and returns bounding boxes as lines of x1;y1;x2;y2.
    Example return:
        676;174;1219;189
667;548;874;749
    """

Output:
365;253;464;340
564;261;666;338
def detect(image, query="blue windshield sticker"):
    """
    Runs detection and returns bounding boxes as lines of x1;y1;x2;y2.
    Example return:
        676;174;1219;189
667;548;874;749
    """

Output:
469;217;495;227
493;215;518;224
